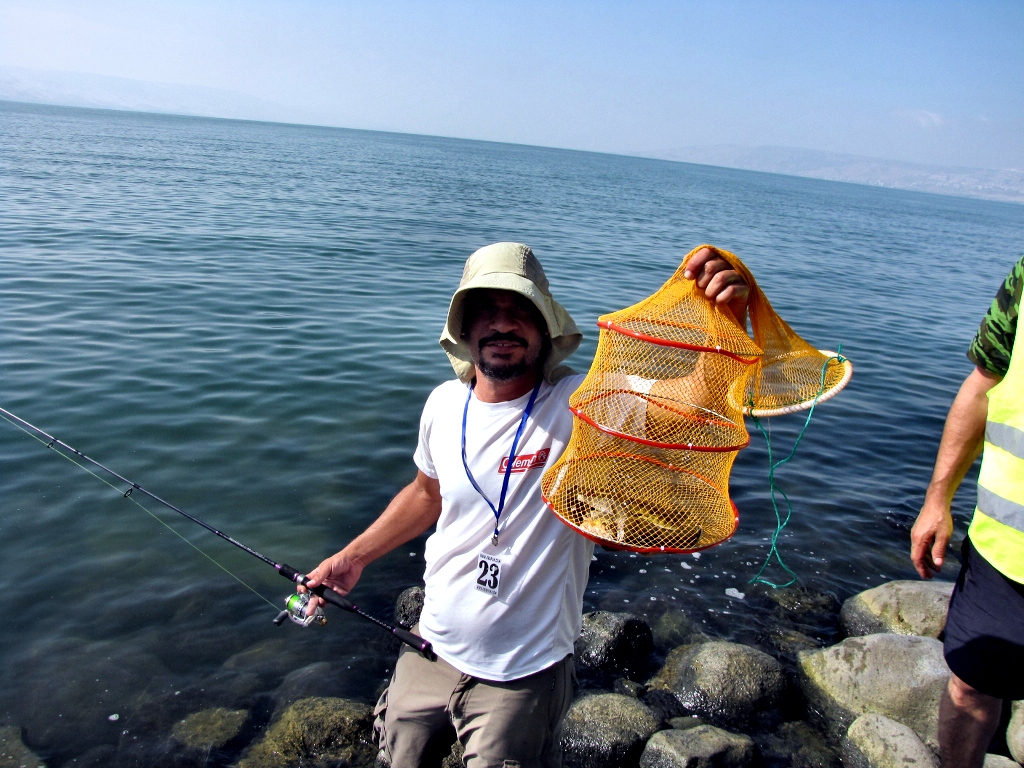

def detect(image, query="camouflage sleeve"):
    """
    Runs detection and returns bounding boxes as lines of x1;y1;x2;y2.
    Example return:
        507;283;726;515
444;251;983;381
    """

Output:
967;255;1023;377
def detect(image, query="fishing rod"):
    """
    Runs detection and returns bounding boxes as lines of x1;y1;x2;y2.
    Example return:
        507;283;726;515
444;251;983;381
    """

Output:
0;405;435;660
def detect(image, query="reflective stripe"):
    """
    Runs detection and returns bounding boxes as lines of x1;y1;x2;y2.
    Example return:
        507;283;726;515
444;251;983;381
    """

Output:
987;421;1024;461
977;485;1024;533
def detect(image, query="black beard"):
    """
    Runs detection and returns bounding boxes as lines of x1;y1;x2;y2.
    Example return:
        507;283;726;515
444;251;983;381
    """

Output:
477;357;535;382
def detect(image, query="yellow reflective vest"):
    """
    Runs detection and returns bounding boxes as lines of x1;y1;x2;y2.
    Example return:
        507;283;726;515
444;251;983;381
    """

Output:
969;322;1024;582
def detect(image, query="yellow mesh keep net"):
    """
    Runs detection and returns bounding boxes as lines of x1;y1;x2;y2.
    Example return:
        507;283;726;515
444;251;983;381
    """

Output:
541;245;852;553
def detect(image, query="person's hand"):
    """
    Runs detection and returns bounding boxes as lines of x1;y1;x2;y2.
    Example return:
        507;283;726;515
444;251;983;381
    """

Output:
297;550;365;616
910;498;954;579
683;247;750;323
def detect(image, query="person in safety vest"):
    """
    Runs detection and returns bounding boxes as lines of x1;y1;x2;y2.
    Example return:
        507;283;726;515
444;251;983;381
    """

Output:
299;243;749;768
911;253;1024;768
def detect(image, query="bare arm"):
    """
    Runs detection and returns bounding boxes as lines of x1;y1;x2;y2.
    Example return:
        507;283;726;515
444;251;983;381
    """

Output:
910;366;1001;578
300;470;442;608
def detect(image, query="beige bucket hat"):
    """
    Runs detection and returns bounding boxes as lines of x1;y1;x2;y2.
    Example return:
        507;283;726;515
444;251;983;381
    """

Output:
440;242;583;384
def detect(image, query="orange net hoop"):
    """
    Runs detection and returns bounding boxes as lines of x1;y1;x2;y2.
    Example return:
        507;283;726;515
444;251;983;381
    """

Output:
541;245;852;553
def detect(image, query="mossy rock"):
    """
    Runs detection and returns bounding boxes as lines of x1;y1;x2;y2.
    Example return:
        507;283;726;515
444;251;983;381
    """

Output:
237;697;376;768
0;726;45;768
172;707;249;750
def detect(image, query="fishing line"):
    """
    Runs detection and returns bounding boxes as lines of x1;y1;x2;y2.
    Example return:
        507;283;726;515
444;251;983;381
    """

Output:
0;405;435;658
0;408;277;609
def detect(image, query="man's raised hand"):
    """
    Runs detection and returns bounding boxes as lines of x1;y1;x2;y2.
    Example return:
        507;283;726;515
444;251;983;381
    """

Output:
683;246;750;325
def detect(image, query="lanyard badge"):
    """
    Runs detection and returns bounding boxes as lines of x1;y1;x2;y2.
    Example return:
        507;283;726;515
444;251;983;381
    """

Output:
461;378;542;547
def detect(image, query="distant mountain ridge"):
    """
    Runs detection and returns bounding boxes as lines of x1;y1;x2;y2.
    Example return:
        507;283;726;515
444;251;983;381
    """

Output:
643;145;1024;205
2;65;1021;206
0;65;304;124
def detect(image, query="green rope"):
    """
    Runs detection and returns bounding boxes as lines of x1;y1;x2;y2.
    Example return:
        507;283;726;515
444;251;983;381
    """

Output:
748;346;845;589
0;411;278;611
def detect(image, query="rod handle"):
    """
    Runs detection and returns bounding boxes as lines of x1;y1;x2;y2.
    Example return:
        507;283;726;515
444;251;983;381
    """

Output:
392;626;436;660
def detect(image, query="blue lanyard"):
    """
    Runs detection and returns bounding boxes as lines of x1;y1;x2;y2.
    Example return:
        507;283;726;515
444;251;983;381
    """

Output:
461;378;543;546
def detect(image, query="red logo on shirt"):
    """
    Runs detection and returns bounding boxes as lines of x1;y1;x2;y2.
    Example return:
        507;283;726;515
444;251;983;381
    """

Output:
498;448;550;474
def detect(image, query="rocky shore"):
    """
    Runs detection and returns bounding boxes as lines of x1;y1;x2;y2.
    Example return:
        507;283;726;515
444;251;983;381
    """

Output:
6;578;1024;768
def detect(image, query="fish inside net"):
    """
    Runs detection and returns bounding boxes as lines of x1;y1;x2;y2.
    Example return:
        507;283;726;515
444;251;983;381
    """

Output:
541;245;852;553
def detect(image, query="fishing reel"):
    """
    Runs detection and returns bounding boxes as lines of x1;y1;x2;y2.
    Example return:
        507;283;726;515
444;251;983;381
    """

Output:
273;591;327;628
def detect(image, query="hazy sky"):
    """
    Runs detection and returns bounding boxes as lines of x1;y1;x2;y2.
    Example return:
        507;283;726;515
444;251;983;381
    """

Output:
2;1;1022;169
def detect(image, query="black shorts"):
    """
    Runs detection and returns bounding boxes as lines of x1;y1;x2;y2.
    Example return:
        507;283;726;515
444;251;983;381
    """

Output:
943;537;1024;699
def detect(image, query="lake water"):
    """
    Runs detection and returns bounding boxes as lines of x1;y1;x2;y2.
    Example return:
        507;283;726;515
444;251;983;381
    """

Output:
2;99;1023;764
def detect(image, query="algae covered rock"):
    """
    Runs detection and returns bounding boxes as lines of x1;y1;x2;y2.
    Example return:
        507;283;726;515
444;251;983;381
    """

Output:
561;693;660;768
645;641;786;730
640;724;753;768
575;611;654;678
797;634;948;749
394;587;424;629
237;696;375;768
840;713;938;768
652;609;709;652
171;707;249;750
840;581;953;639
1007;700;1024;764
0;726;45;768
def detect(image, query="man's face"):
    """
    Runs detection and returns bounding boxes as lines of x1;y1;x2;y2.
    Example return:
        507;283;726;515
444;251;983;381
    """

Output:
462;289;548;382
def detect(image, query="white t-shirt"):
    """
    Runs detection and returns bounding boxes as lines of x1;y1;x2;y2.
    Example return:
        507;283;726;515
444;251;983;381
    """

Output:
413;374;595;682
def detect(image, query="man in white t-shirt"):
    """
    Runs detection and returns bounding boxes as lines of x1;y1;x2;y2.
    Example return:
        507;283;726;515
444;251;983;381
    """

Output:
302;242;748;767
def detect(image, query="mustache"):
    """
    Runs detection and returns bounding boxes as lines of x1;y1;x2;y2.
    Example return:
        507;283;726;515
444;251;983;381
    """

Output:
478;332;529;350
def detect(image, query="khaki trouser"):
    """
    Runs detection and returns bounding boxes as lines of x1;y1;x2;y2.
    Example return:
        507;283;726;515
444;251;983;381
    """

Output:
375;629;574;768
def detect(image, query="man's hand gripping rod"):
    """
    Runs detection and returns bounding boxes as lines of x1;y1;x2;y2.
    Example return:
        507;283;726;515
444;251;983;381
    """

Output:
274;563;435;659
0;405;435;661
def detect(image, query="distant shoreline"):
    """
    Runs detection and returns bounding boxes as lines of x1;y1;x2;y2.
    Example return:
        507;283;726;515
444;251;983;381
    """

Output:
2;96;1021;208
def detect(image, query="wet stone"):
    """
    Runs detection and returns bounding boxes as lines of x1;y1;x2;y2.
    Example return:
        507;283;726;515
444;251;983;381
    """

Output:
236;696;376;768
984;756;1020;768
16;637;174;761
394;586;425;629
0;726;44;768
797;634;948;750
752;585;841;639
840;581;954;639
1007;701;1024;764
575;611;654;681
639;724;755;768
840;714;938;768
652;609;710;653
171;707;249;750
561;693;660;768
273;661;362;709
667;715;706;730
756;721;839;768
645;641;787;732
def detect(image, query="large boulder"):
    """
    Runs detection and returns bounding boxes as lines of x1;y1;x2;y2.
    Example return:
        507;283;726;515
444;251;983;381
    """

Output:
645;641;787;731
561;693;660;768
639;724;754;768
236;697;376;768
575;612;654;679
840;581;954;639
1007;701;1024;763
841;714;938;768
797;634;948;749
0;726;45;768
